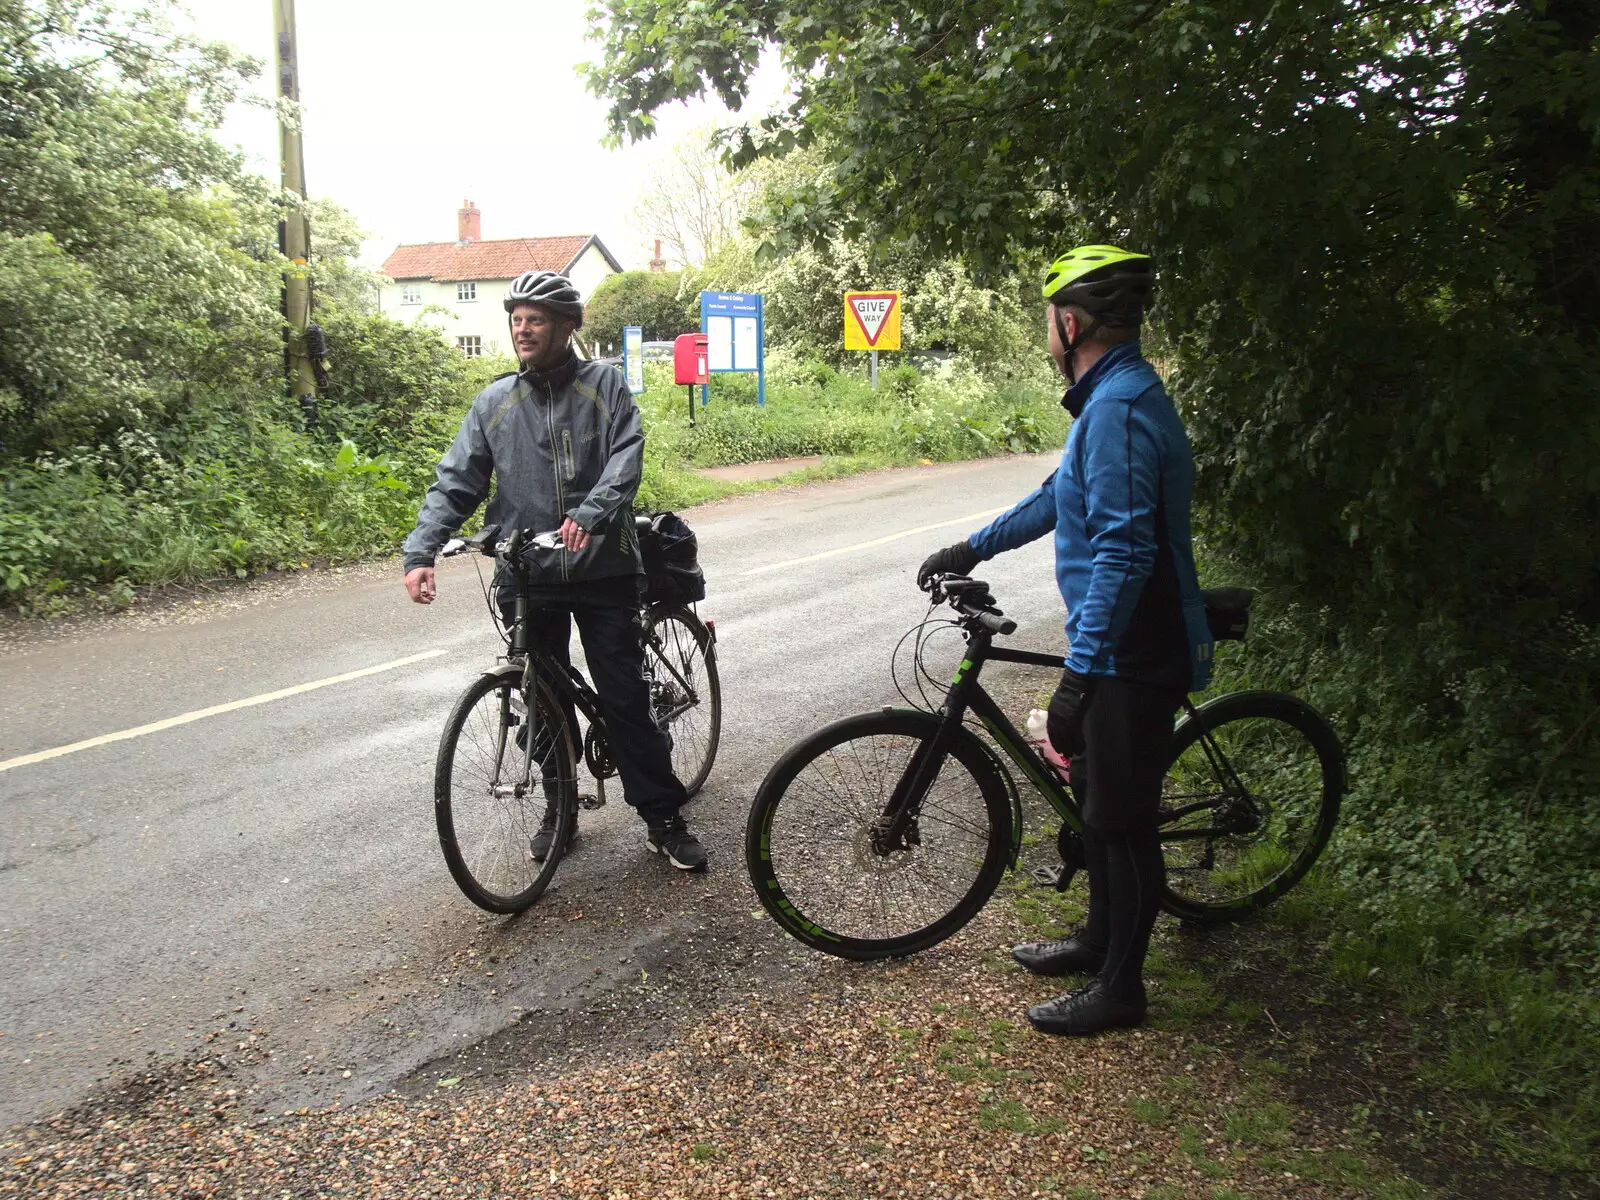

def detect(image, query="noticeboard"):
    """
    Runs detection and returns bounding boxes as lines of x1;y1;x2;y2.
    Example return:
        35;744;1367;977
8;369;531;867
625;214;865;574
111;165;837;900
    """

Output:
699;290;765;406
622;325;644;395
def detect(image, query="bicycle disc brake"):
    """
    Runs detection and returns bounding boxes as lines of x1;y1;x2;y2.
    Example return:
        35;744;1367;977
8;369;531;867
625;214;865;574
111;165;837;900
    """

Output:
868;813;921;856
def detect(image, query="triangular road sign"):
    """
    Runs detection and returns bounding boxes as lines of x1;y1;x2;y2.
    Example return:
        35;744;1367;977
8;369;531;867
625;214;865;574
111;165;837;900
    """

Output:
845;291;901;349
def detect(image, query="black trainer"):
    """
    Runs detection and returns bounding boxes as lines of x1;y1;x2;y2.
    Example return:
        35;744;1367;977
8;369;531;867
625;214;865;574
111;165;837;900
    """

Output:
530;808;577;862
1026;980;1146;1036
645;816;708;871
1011;934;1107;977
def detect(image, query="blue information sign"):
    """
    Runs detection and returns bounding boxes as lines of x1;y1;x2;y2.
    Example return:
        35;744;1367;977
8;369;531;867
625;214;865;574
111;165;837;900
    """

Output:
621;325;644;395
698;290;765;407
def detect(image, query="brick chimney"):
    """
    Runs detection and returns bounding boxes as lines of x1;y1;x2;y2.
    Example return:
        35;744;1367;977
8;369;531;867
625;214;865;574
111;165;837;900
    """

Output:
648;238;666;272
457;199;481;245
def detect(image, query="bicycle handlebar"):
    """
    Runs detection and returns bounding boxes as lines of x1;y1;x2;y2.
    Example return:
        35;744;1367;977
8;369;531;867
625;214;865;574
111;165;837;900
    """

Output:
921;573;1018;637
439;525;601;562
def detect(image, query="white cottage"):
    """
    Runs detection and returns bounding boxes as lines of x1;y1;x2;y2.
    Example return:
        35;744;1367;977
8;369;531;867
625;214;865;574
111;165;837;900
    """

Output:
379;202;623;358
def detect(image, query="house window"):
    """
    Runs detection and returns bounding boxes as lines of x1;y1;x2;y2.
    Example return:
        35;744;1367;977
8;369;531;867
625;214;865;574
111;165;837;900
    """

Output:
457;281;477;302
456;335;483;358
401;284;422;305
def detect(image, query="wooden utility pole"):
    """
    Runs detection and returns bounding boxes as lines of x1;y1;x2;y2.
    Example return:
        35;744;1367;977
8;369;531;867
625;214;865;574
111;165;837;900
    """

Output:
274;0;318;421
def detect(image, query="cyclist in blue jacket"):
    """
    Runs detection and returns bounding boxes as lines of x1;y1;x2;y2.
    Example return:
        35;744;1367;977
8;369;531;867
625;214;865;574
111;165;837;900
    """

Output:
918;245;1213;1035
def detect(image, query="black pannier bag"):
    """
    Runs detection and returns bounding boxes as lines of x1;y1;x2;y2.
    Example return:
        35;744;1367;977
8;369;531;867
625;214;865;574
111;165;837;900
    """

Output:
638;510;707;605
1201;586;1254;642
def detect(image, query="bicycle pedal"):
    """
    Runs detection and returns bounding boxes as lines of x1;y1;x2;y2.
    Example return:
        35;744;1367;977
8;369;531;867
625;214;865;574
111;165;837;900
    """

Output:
1029;864;1077;891
578;791;606;811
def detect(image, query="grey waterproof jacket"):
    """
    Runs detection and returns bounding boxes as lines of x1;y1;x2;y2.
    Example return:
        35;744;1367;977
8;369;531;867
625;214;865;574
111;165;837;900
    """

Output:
401;351;644;584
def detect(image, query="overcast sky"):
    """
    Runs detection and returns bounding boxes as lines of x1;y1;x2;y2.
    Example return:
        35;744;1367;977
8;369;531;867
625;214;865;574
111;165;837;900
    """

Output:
177;0;785;269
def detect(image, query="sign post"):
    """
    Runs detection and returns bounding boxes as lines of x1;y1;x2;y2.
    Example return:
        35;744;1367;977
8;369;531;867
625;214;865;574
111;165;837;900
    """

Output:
844;290;902;388
699;291;765;407
622;325;644;395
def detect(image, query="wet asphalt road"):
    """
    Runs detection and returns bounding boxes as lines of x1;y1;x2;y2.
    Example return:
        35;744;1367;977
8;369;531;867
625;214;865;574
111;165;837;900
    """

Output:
0;455;1063;1129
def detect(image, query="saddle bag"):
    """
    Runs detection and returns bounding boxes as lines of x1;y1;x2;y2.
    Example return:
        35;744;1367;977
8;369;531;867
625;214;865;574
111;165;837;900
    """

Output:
1201;587;1255;642
638;510;707;605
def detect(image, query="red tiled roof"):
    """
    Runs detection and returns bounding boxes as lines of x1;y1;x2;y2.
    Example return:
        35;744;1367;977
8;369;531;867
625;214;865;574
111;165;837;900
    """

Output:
381;235;595;283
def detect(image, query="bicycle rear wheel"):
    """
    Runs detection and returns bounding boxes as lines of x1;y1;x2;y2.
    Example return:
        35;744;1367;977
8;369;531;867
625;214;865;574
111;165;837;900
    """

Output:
643;605;721;796
1159;690;1343;923
436;671;578;914
745;711;1012;960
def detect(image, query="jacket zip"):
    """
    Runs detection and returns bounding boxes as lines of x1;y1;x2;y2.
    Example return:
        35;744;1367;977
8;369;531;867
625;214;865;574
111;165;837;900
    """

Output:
543;379;568;583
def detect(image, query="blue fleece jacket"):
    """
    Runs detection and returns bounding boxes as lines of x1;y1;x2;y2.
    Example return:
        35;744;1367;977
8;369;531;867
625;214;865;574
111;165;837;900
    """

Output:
968;341;1212;692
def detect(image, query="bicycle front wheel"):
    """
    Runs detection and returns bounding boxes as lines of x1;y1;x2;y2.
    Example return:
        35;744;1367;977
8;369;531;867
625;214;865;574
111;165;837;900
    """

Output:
436;671;579;914
1159;690;1343;923
745;711;1012;960
643;605;721;796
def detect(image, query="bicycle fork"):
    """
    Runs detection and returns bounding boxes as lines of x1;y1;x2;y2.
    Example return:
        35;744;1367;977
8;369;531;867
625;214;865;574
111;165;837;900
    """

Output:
872;646;986;854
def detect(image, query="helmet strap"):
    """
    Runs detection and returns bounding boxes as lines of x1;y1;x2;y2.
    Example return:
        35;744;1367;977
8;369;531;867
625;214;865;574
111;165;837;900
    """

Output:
1053;304;1102;385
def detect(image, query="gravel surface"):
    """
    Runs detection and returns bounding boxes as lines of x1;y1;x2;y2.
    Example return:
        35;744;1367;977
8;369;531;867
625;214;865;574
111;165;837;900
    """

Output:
3;900;1394;1200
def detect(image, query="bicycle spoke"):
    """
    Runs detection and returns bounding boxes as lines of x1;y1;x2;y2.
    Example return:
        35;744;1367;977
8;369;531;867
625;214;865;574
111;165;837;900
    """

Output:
644;612;718;794
440;678;577;909
764;731;994;942
1160;704;1336;912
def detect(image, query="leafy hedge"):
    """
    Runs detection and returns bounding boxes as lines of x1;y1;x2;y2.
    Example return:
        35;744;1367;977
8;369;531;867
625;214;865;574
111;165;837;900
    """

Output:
0;345;1062;613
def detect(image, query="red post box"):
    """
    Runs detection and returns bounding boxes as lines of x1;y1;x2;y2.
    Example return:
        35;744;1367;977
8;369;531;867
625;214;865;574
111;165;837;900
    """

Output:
673;333;709;385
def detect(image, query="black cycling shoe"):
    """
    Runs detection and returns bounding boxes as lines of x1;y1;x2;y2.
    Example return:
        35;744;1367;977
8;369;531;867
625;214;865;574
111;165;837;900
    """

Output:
1026;980;1146;1036
645;816;708;871
1011;934;1107;977
530;809;577;862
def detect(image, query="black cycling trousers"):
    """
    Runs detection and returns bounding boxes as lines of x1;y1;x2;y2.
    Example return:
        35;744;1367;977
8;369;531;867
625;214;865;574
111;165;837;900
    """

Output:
1068;676;1184;833
499;581;687;827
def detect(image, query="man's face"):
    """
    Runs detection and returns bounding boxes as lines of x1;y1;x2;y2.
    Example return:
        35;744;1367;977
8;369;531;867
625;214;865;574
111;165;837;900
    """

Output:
1045;303;1076;373
510;304;570;365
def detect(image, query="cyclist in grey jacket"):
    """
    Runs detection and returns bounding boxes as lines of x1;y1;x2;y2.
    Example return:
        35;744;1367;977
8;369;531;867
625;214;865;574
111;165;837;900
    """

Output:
402;270;707;871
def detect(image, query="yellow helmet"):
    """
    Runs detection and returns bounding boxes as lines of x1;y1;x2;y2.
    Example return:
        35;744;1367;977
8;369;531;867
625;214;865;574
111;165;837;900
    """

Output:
1041;245;1153;325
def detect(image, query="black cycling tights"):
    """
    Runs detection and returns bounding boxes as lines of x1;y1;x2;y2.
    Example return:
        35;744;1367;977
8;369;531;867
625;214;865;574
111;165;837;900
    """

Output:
1068;676;1184;1000
1080;827;1166;1001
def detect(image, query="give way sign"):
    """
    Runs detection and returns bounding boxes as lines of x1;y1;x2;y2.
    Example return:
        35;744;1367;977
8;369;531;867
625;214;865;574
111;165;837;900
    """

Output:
844;290;902;351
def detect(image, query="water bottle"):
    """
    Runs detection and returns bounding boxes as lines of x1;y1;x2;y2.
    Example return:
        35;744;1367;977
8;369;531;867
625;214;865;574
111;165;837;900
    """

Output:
1026;708;1071;777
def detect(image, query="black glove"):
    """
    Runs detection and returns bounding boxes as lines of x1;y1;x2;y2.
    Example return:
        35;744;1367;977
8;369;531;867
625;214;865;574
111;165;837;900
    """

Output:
917;540;980;589
1046;669;1095;760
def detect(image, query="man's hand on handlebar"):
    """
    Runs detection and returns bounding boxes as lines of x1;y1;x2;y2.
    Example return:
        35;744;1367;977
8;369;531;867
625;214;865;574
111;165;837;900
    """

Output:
405;566;436;605
917;540;980;590
559;516;591;552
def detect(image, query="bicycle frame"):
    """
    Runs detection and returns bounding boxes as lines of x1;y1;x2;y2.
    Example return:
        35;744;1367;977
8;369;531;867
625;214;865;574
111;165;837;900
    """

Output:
882;622;1252;852
504;581;707;778
505;581;607;731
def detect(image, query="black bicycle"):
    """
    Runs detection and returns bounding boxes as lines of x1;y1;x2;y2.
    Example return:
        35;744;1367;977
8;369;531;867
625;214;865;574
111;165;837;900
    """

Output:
744;575;1343;960
434;519;721;913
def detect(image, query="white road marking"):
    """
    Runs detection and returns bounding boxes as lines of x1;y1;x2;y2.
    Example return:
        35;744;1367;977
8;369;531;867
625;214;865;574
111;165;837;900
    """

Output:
0;650;448;773
740;506;1012;576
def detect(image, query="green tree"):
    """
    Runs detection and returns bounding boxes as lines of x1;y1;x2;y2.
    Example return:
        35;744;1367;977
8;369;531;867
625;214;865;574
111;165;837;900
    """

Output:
632;122;759;267
308;198;383;317
585;0;1600;624
584;270;699;350
0;0;278;455
586;0;1600;975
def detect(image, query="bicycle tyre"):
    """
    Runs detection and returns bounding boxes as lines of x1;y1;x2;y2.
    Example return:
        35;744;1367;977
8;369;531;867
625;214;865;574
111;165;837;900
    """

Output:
643;605;721;797
1158;690;1343;924
436;671;578;914
745;709;1013;960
